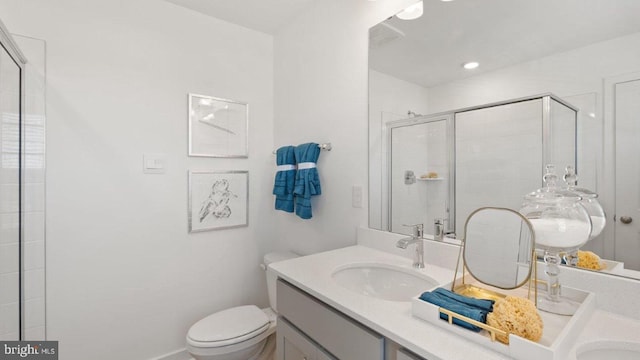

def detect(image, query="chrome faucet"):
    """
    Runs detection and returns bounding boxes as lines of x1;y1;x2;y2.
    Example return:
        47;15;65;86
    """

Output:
397;224;425;269
434;218;445;241
434;218;455;241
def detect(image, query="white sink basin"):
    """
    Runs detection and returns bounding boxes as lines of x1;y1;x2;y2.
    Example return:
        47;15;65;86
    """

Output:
577;341;640;360
331;263;439;301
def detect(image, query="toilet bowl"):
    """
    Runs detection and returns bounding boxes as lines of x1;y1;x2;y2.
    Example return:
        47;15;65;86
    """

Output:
186;252;298;360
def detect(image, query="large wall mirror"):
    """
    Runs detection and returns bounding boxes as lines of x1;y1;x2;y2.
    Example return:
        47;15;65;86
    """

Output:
368;0;640;279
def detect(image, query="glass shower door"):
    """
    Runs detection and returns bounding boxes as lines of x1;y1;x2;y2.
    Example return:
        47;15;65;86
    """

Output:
389;116;450;235
455;99;544;232
0;42;23;340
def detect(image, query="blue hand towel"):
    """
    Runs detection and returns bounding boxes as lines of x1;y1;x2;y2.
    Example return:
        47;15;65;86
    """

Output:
273;146;296;213
432;288;494;312
293;143;321;219
419;290;492;332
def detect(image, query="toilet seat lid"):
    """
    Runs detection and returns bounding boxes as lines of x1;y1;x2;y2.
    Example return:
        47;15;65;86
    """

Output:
187;305;270;346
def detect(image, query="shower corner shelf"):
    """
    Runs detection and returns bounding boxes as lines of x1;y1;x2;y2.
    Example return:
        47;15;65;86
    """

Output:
417;178;445;181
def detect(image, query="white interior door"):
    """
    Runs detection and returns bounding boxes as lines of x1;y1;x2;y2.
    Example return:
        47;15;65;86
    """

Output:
615;78;640;271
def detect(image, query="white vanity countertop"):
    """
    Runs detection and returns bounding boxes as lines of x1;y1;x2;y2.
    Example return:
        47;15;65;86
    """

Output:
270;245;511;360
565;309;640;358
270;244;640;360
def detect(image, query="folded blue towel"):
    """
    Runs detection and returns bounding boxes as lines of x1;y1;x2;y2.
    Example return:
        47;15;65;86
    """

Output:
432;288;494;312
293;143;321;219
273;146;296;213
419;289;493;332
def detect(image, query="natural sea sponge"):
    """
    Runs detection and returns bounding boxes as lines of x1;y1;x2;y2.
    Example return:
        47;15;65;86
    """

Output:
420;172;439;179
486;296;543;344
577;250;605;270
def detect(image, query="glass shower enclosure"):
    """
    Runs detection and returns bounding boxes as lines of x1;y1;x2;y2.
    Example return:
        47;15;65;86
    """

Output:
0;20;26;340
387;94;577;237
1;19;47;341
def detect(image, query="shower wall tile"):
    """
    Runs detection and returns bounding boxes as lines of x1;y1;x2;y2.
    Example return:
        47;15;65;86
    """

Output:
23;169;45;184
0;301;19;336
25;326;45;340
0;213;19;244
0;184;19;213
455;100;543;228
0;332;19;341
390;124;430;234
23;182;45;212
0;272;19;304
389;119;452;235
0;243;19;274
24;240;45;270
23;212;45;243
25;297;45;329
23;269;45;301
0;169;19;185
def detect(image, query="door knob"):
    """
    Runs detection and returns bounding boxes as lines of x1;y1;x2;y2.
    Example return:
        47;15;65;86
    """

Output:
620;216;633;224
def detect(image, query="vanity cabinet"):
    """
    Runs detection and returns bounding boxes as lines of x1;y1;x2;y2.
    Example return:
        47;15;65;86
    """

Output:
277;279;385;360
397;348;427;360
277;317;336;360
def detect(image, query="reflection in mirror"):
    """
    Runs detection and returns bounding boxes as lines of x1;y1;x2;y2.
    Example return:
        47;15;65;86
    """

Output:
389;116;450;234
612;76;640;271
455;96;576;233
463;208;534;289
368;0;640;278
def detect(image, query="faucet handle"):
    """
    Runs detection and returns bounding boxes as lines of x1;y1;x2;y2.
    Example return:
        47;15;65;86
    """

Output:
402;223;424;238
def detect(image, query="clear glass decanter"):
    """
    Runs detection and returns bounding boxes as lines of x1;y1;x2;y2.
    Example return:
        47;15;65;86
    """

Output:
520;165;592;315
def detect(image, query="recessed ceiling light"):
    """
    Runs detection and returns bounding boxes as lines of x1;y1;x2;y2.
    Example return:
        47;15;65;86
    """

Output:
441;0;455;2
463;62;479;70
396;1;423;20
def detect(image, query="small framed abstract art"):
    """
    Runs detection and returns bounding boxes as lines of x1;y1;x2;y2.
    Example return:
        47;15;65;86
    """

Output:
188;93;248;158
188;170;249;232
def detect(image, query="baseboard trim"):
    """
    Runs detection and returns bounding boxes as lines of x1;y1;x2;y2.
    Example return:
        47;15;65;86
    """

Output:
151;348;191;360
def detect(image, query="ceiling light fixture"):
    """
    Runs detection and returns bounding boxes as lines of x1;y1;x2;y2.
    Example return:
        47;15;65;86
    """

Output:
463;61;479;70
396;1;424;20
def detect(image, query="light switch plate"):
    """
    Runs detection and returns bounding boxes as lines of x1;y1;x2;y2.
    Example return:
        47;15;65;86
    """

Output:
352;185;363;208
143;153;166;174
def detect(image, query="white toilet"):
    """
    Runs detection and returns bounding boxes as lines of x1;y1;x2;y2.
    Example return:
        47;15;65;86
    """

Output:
186;252;298;360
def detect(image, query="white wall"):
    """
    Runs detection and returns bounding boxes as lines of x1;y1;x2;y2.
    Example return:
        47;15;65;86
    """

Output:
0;0;274;359
274;0;416;255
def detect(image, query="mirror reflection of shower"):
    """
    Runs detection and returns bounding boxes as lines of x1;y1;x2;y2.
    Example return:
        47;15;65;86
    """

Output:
385;94;577;240
389;115;451;236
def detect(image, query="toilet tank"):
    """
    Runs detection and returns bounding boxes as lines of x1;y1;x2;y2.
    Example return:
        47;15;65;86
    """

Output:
263;251;298;313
